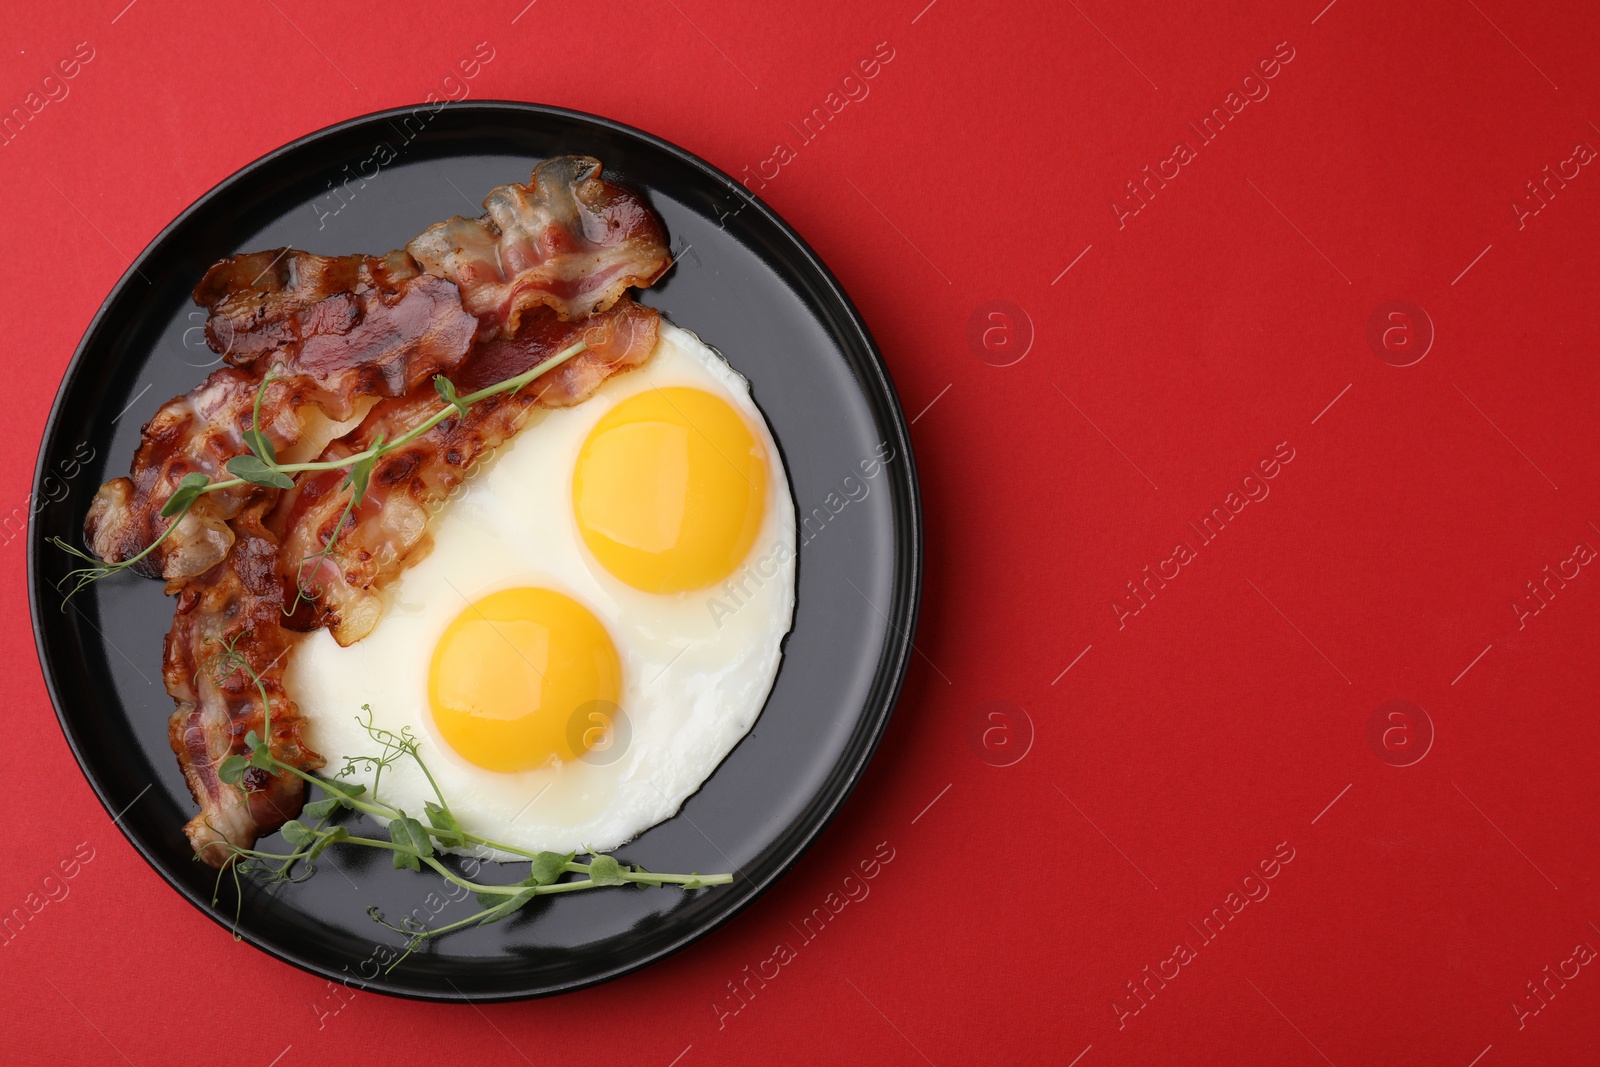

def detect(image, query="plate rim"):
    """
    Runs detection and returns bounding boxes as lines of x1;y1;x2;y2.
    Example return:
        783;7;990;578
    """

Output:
27;99;922;1001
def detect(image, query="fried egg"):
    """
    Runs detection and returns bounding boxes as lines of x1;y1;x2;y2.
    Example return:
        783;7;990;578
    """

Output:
286;320;796;857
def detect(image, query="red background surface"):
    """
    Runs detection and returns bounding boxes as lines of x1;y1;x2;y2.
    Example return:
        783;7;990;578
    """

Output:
4;0;1599;1063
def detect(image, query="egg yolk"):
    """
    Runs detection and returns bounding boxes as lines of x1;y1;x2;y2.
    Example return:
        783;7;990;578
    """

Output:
427;587;622;772
573;386;768;593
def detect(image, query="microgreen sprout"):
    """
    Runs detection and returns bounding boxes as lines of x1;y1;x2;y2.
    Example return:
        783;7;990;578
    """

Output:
199;642;730;970
48;339;590;606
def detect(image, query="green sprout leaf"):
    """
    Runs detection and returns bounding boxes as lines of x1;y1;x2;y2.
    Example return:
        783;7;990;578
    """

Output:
471;852;573;912
217;754;248;786
424;801;463;847
242;428;278;465
434;375;468;418
280;820;316;848
225;454;294;490
301;796;341;821
587;855;627;887
308;826;348;860
528;851;574;887
160;472;212;518
343;433;383;506
474;885;517;911
387;815;432;871
474;886;538;922
345;456;376;505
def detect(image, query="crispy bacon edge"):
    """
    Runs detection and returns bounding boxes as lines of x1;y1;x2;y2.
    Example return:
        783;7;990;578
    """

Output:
406;155;670;336
163;502;324;866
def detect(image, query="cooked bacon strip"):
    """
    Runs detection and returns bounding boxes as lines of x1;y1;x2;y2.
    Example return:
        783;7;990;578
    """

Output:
406;155;669;335
163;501;322;867
194;250;420;362
274;297;661;645
84;274;477;580
193;157;669;352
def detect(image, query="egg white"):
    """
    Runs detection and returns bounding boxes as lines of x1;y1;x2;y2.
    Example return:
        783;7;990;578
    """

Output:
285;320;796;857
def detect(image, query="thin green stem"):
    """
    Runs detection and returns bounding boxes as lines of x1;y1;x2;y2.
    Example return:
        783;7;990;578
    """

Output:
287;487;360;612
622;871;734;886
48;494;200;602
258;338;589;478
55;339;589;604
418;856;522;894
279;762;403;822
257;742;731;886
400;909;492;942
458;340;587;406
250;362;279;453
341;835;404;851
413;751;454;819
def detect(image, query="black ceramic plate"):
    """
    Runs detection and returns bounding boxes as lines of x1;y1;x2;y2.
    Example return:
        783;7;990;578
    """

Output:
28;102;920;1000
